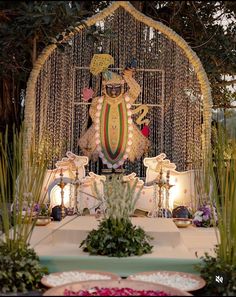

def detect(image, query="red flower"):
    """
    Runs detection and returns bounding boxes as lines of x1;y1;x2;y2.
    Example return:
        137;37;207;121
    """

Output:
141;125;150;137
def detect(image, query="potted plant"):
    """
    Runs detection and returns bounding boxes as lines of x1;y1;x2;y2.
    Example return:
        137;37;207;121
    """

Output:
34;204;51;226
195;127;236;296
0;126;49;294
80;174;153;257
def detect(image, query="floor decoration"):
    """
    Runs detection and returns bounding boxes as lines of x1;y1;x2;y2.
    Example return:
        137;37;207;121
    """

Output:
128;270;205;292
41;270;120;288
43;279;191;296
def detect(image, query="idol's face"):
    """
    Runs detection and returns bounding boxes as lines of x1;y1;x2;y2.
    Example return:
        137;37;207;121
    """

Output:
105;84;122;98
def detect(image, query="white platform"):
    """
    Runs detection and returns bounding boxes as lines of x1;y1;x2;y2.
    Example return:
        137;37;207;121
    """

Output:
31;216;218;260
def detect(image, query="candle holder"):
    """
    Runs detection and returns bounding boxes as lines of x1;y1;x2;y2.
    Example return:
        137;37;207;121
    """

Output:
157;168;165;217
58;169;67;219
67;182;74;216
148;168;174;218
147;182;159;218
163;170;174;217
73;167;82;215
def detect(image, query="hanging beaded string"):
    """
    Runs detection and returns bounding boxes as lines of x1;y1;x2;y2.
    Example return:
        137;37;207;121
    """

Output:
33;6;203;175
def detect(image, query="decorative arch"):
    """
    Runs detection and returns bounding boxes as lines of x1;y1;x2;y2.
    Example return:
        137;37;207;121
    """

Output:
24;1;212;174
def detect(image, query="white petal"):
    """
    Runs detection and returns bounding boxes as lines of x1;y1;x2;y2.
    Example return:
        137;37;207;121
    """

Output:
128;140;132;146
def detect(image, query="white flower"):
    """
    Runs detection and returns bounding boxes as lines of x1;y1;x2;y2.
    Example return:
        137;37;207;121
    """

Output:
193;211;203;222
195;210;203;216
194;215;203;222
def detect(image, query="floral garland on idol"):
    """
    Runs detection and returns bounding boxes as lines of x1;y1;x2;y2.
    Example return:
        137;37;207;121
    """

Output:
95;94;133;169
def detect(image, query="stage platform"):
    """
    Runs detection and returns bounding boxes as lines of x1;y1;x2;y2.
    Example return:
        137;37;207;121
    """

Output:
30;216;218;277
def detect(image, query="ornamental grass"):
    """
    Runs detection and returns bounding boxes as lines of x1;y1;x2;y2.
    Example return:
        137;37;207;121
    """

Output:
0;125;49;293
0;125;48;248
196;126;236;295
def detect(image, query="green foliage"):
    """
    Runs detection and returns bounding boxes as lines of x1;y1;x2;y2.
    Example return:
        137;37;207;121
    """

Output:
0;1;93;78
0;125;48;249
38;205;50;217
0;241;48;294
196;247;236;296
80;217;153;257
0;125;49;293
81;174;153;257
204;127;236;266
143;1;236;107
94;174;142;220
0;1;98;130
194;126;236;294
35;203;50;217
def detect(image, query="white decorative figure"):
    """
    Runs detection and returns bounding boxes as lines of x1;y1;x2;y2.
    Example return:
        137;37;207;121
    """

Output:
144;154;197;210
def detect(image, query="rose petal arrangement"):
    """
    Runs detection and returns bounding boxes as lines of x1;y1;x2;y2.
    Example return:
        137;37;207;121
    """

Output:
64;287;169;296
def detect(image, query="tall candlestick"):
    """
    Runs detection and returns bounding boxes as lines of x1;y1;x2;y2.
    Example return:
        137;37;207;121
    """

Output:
58;169;66;219
74;167;80;215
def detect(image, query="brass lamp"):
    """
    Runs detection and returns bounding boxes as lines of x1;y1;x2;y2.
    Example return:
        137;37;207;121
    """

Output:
58;169;67;219
148;168;174;218
73;167;82;215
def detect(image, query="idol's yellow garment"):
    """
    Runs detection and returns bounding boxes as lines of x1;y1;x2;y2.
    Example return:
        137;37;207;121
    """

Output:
78;74;150;167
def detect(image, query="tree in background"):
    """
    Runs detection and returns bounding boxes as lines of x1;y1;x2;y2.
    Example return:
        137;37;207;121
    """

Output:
0;1;98;131
137;1;236;107
0;1;235;131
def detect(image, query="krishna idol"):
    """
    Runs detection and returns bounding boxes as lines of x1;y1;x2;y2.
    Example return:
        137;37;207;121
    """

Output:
78;54;150;169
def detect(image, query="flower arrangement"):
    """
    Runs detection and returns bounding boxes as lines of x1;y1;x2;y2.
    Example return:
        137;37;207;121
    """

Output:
80;174;153;257
14;202;50;219
192;204;217;227
34;203;51;217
